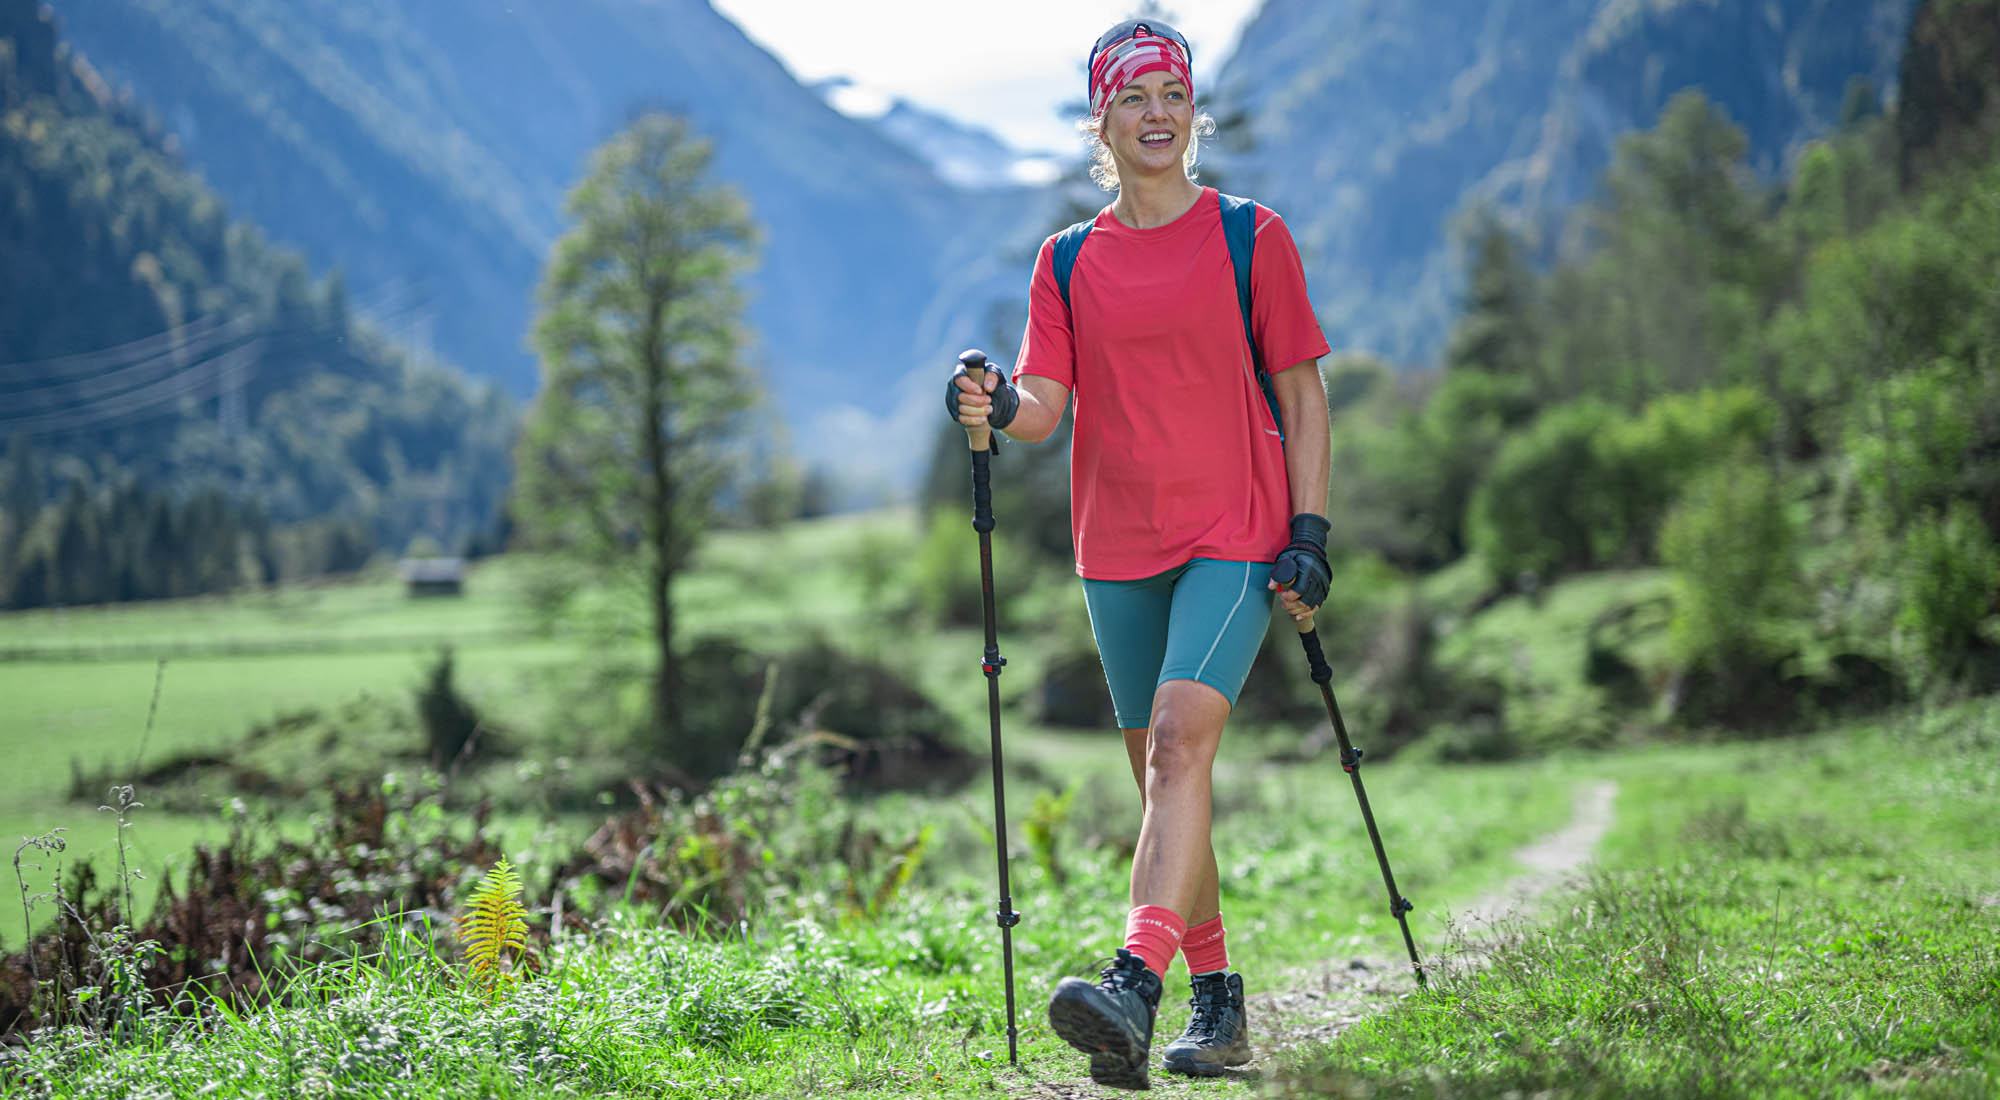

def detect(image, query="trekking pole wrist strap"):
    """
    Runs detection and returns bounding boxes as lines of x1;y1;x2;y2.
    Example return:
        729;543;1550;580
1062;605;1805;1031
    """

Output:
1288;512;1330;551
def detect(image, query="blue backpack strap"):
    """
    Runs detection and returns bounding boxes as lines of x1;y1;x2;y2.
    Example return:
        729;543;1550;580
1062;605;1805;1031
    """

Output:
1050;217;1096;315
1217;191;1283;443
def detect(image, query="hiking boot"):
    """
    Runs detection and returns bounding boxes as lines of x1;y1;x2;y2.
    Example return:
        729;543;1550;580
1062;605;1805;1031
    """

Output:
1161;970;1250;1076
1047;948;1163;1090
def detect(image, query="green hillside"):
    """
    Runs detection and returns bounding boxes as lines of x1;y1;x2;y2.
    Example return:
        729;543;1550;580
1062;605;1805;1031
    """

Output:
0;0;514;607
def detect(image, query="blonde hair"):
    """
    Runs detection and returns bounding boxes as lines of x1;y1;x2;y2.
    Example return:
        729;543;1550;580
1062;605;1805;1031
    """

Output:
1075;109;1218;192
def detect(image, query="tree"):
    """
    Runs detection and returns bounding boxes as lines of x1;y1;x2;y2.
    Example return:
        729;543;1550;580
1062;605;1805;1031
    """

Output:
1558;91;1779;404
513;113;760;748
1895;0;2000;187
1444;212;1541;379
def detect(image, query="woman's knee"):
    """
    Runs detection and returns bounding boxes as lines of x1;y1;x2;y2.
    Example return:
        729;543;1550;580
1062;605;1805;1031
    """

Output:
1144;711;1222;786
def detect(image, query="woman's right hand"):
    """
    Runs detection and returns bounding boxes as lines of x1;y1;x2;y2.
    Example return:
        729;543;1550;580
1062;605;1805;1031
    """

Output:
946;364;1018;429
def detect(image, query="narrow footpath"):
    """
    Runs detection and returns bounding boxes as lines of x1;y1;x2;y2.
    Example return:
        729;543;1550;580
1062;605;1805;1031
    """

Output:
1021;779;1620;1096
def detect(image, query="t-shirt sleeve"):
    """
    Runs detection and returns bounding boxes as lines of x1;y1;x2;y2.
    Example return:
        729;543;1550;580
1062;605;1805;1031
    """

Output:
1250;207;1331;373
1014;235;1076;389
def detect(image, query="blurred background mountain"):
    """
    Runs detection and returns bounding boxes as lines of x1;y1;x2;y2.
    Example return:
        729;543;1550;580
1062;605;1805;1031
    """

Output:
32;0;1923;490
1209;0;1915;363
40;0;1055;489
7;0;1987;588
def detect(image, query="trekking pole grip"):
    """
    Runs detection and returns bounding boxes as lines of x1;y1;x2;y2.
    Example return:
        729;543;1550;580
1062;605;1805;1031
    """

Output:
960;348;993;454
1272;559;1335;683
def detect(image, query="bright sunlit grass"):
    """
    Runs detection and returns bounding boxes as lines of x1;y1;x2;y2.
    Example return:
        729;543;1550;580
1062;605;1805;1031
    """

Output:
1278;696;2000;1099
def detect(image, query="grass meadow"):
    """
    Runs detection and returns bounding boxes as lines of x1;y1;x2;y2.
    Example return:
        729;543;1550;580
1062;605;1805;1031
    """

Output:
1;510;948;943
2;508;1995;1097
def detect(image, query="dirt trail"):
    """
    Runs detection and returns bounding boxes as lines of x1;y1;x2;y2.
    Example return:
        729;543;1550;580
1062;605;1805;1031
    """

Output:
1018;778;1619;1096
1456;779;1619;929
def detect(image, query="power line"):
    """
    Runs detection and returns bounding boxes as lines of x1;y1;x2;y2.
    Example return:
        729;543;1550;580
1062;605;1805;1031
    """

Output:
0;317;256;412
0;314;234;381
3;340;264;437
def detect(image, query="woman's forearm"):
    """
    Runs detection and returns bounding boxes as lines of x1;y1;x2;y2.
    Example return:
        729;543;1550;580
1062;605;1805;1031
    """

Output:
1275;360;1330;516
1002;375;1072;445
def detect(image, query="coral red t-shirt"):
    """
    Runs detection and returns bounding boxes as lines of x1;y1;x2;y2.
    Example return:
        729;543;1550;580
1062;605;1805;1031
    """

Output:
1015;188;1330;580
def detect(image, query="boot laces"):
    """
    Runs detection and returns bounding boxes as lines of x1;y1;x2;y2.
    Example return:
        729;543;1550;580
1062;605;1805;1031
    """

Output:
1185;976;1231;1037
1095;952;1150;993
1186;993;1224;1036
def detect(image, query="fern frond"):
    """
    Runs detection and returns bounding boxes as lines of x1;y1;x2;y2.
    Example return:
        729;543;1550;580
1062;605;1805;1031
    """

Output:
457;856;532;1001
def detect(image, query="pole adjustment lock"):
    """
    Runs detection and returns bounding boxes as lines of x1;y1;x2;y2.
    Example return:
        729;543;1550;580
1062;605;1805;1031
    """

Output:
982;650;1007;677
1341;746;1364;773
996;907;1020;929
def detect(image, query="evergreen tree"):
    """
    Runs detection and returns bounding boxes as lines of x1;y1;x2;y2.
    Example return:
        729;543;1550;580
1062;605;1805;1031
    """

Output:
1570;91;1778;403
1444;212;1541;379
1895;0;2000;187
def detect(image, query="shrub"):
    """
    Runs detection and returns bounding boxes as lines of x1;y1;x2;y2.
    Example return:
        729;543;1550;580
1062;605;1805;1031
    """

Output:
1604;386;1776;558
1;783;505;1042
1417;369;1542;561
907;509;990;627
905;509;1042;630
418;646;484;769
1844;360;1980;528
1895;502;2000;688
1467;399;1626;583
677;636;972;791
1469;390;1776;585
1659;457;1804;718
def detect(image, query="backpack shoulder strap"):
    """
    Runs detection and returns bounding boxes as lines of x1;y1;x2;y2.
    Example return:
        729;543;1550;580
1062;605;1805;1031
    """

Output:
1216;192;1284;443
1050;216;1097;314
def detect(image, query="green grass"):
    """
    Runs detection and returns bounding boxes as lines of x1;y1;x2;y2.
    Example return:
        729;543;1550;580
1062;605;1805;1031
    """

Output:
0;642;585;940
6;513;1995;1097
18;702;1990;1098
1278;696;2000;1098
1;743;1575;1098
1431;569;1675;751
0;511;939;942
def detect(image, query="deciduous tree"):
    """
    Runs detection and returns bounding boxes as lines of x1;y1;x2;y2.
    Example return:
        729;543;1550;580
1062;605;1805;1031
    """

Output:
514;113;760;747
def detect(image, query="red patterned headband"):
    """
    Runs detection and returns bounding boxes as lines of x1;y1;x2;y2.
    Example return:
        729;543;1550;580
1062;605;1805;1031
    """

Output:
1088;27;1193;117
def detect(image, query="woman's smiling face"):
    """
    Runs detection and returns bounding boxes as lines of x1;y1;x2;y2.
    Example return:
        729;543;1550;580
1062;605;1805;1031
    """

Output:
1100;69;1192;181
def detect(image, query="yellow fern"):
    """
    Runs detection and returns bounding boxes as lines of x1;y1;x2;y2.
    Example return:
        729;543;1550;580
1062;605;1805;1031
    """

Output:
457;856;531;1001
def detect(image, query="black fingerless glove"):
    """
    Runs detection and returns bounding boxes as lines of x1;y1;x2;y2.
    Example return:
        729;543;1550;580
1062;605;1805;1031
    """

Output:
1271;513;1332;608
944;365;1019;430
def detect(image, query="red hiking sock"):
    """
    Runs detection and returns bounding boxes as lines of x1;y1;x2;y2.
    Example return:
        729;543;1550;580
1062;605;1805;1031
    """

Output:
1123;904;1186;977
1181;914;1229;975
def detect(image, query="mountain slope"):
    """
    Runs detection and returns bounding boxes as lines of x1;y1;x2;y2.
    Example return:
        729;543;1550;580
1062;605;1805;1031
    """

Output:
46;0;1050;447
1;0;513;552
1211;0;1917;365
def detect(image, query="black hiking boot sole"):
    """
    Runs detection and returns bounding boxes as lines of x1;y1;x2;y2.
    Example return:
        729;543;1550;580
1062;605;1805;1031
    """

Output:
1161;1042;1252;1077
1048;978;1151;1090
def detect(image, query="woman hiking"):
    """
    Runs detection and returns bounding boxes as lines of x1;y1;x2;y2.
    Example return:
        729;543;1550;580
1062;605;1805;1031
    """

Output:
947;17;1333;1090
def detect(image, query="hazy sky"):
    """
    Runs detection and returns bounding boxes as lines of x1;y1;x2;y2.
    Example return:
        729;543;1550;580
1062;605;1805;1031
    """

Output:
709;1;1263;155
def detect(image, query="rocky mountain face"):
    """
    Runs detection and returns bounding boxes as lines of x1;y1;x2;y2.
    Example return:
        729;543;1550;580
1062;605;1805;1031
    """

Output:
1208;0;1918;365
47;0;1053;485
810;79;1058;189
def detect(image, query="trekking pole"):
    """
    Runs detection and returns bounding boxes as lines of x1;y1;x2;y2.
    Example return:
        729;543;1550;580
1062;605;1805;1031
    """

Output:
1272;560;1426;987
959;348;1022;1063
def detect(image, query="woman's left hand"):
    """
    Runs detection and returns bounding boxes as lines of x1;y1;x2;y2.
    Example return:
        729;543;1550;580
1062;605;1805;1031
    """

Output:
1273;583;1317;624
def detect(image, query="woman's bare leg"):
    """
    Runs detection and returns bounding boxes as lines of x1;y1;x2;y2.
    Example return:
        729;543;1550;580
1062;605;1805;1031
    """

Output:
1126;679;1228;922
1123;723;1222;925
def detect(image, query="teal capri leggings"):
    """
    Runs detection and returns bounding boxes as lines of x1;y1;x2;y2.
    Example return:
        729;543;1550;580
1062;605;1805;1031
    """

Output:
1081;558;1277;730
